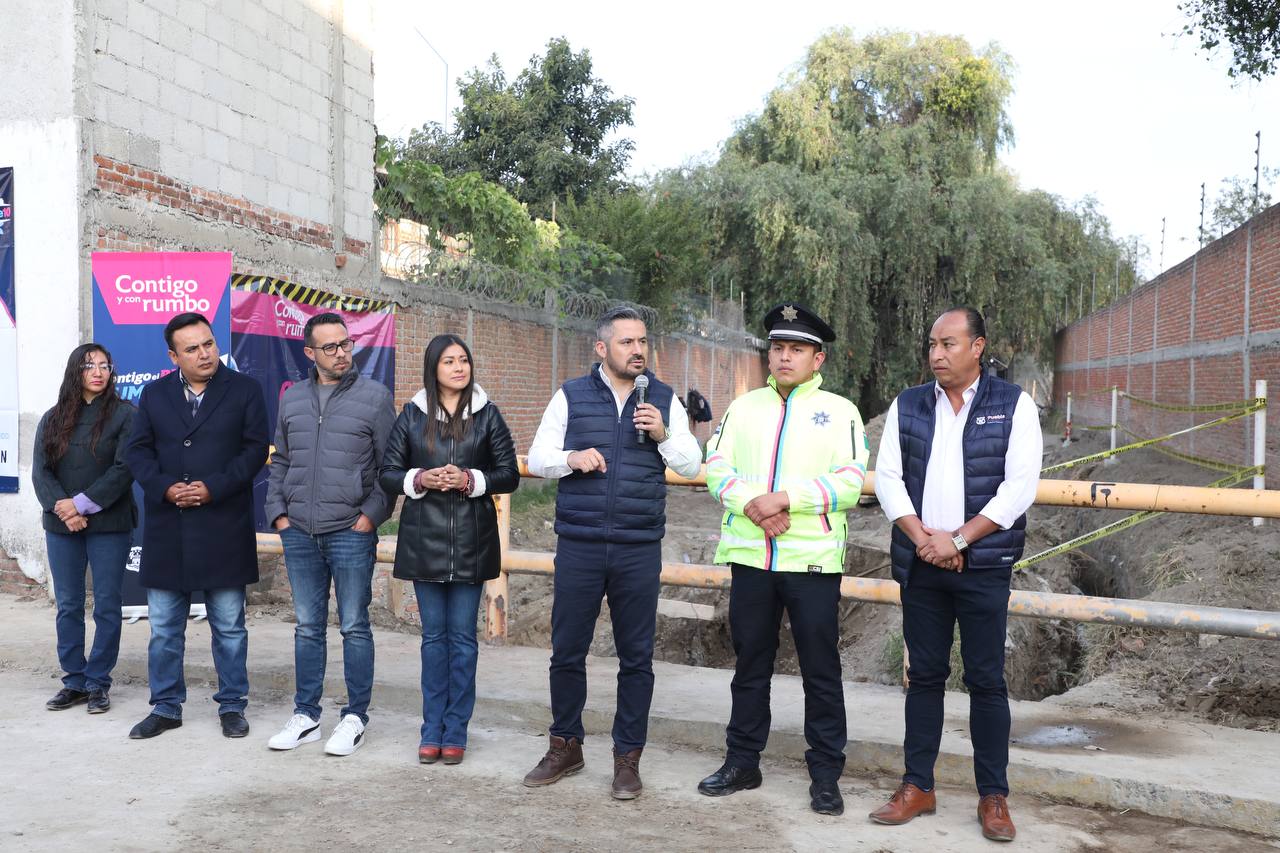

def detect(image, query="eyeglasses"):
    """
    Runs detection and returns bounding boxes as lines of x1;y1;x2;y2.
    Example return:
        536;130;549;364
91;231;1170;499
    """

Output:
81;363;114;373
313;339;355;356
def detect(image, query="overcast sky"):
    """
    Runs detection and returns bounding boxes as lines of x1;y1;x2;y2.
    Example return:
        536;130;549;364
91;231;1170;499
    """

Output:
373;0;1280;278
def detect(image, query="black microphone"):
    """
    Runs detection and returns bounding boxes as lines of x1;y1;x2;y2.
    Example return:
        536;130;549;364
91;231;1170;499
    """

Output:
634;374;650;444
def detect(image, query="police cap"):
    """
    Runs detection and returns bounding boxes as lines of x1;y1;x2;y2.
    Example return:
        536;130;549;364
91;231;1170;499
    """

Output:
763;302;836;345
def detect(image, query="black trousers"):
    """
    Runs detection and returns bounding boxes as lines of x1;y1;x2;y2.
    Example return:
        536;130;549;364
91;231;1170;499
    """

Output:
548;536;662;752
901;559;1012;796
725;563;846;783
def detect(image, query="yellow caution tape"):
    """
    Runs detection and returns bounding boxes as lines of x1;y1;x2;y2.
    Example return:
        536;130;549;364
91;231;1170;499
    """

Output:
1117;426;1253;475
1121;392;1265;414
1014;466;1263;570
1041;404;1264;475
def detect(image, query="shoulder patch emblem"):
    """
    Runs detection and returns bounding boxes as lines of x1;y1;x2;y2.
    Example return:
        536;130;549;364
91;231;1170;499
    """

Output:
812;411;830;427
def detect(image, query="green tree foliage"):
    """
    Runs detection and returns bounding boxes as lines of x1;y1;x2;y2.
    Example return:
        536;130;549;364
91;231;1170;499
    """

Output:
697;29;1137;411
374;135;537;268
400;37;635;218
559;174;715;317
1208;168;1277;237
1178;0;1280;80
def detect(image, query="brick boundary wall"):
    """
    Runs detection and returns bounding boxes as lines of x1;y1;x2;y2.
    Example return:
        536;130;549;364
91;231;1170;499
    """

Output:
1054;203;1280;471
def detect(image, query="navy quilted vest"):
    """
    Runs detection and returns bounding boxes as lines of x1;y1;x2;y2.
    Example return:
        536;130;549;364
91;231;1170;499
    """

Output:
888;375;1026;585
554;368;673;543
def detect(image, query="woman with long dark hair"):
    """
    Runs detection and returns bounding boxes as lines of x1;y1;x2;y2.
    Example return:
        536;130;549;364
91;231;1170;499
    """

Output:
31;343;137;713
381;334;518;765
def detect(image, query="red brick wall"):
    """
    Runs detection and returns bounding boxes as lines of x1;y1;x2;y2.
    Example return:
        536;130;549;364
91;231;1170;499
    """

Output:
390;303;765;453
0;551;40;596
1055;203;1280;470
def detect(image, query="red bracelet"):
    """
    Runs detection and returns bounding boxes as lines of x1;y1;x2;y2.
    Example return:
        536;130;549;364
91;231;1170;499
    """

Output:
458;469;474;496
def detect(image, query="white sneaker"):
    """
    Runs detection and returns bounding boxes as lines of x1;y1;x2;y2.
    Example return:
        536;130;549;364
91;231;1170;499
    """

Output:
324;713;366;756
268;714;322;750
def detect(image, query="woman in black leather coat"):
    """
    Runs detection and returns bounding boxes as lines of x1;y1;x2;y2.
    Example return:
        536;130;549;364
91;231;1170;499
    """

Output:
380;334;518;765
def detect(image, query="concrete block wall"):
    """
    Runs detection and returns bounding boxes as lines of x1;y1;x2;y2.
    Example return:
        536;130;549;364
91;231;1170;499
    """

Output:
1055;203;1280;472
84;0;378;293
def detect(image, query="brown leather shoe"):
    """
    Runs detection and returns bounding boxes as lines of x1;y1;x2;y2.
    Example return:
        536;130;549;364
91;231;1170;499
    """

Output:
611;748;643;800
522;735;584;787
978;794;1016;842
868;782;937;825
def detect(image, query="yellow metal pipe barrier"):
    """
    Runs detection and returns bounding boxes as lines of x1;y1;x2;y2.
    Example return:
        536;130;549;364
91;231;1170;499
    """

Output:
516;457;1280;519
256;535;1280;640
502;548;1279;640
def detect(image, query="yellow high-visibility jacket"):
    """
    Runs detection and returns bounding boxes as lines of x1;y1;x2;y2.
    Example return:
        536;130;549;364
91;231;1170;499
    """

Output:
706;372;868;573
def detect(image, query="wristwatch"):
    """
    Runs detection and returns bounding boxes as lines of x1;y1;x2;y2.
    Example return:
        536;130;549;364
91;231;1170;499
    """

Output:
951;532;969;553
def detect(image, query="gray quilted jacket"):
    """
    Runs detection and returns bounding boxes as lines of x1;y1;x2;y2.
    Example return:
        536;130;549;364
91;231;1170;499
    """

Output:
264;367;396;534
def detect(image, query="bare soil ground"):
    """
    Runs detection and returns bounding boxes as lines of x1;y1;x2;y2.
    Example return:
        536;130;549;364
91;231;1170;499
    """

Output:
4;666;1275;852
505;411;1280;733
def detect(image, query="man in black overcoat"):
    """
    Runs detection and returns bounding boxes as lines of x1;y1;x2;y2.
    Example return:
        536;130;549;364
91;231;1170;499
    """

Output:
125;312;268;740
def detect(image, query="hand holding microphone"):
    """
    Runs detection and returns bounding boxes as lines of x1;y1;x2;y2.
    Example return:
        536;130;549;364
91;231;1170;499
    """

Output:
632;375;668;444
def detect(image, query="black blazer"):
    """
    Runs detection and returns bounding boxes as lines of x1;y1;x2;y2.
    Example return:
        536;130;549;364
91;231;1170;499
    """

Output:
31;398;137;534
379;391;519;583
125;363;269;592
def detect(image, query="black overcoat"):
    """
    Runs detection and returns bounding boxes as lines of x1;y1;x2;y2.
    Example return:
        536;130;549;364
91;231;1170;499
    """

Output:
125;363;269;591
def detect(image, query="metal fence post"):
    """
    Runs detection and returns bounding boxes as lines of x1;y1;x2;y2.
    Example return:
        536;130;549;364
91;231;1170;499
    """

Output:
1064;391;1073;446
1106;386;1118;465
483;492;512;643
1254;379;1267;527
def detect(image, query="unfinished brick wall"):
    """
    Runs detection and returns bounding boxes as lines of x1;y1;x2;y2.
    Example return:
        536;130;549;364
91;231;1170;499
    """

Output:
1055;203;1280;470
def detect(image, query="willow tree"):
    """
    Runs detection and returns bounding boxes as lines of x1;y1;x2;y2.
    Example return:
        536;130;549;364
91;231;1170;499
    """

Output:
707;29;1134;411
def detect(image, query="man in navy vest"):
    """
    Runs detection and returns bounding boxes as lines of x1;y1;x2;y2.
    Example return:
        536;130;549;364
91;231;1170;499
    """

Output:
523;307;702;800
870;308;1041;843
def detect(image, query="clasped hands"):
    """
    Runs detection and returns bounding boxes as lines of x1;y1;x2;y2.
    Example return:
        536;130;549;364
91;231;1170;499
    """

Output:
53;498;88;532
415;464;468;493
165;481;212;509
916;526;964;572
743;491;791;538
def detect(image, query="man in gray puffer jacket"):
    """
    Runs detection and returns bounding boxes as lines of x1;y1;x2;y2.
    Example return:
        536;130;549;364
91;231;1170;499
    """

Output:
264;312;395;757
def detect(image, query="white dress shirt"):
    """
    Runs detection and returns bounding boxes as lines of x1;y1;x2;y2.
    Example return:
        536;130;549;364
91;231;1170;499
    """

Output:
875;376;1042;532
527;364;703;480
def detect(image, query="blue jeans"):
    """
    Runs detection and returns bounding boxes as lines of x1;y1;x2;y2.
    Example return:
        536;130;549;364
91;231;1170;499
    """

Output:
414;580;484;749
45;531;130;692
280;526;377;724
146;586;248;720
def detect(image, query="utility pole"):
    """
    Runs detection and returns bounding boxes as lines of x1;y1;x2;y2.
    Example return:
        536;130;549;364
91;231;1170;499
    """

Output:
1091;270;1096;313
1160;217;1166;271
413;29;450;133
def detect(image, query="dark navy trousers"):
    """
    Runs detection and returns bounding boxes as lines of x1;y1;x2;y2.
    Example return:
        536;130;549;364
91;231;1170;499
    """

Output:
725;563;847;784
548;536;662;753
901;560;1012;796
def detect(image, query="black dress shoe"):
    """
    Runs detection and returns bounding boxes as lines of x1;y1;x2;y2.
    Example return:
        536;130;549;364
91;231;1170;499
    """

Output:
697;763;763;797
810;780;844;816
129;713;182;739
87;689;111;714
46;687;89;710
220;712;250;738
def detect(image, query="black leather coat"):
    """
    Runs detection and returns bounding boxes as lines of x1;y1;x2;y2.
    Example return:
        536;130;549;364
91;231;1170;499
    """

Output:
379;386;519;583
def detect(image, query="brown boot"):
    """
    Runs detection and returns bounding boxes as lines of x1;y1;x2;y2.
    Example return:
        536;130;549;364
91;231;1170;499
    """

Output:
868;782;937;825
611;748;643;800
522;735;585;787
978;794;1016;842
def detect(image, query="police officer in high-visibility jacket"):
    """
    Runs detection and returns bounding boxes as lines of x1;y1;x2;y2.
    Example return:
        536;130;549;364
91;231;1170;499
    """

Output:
696;302;869;816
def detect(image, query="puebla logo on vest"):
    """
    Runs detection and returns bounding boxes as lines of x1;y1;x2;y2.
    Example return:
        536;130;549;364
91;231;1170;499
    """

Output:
811;411;830;427
975;413;1008;426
